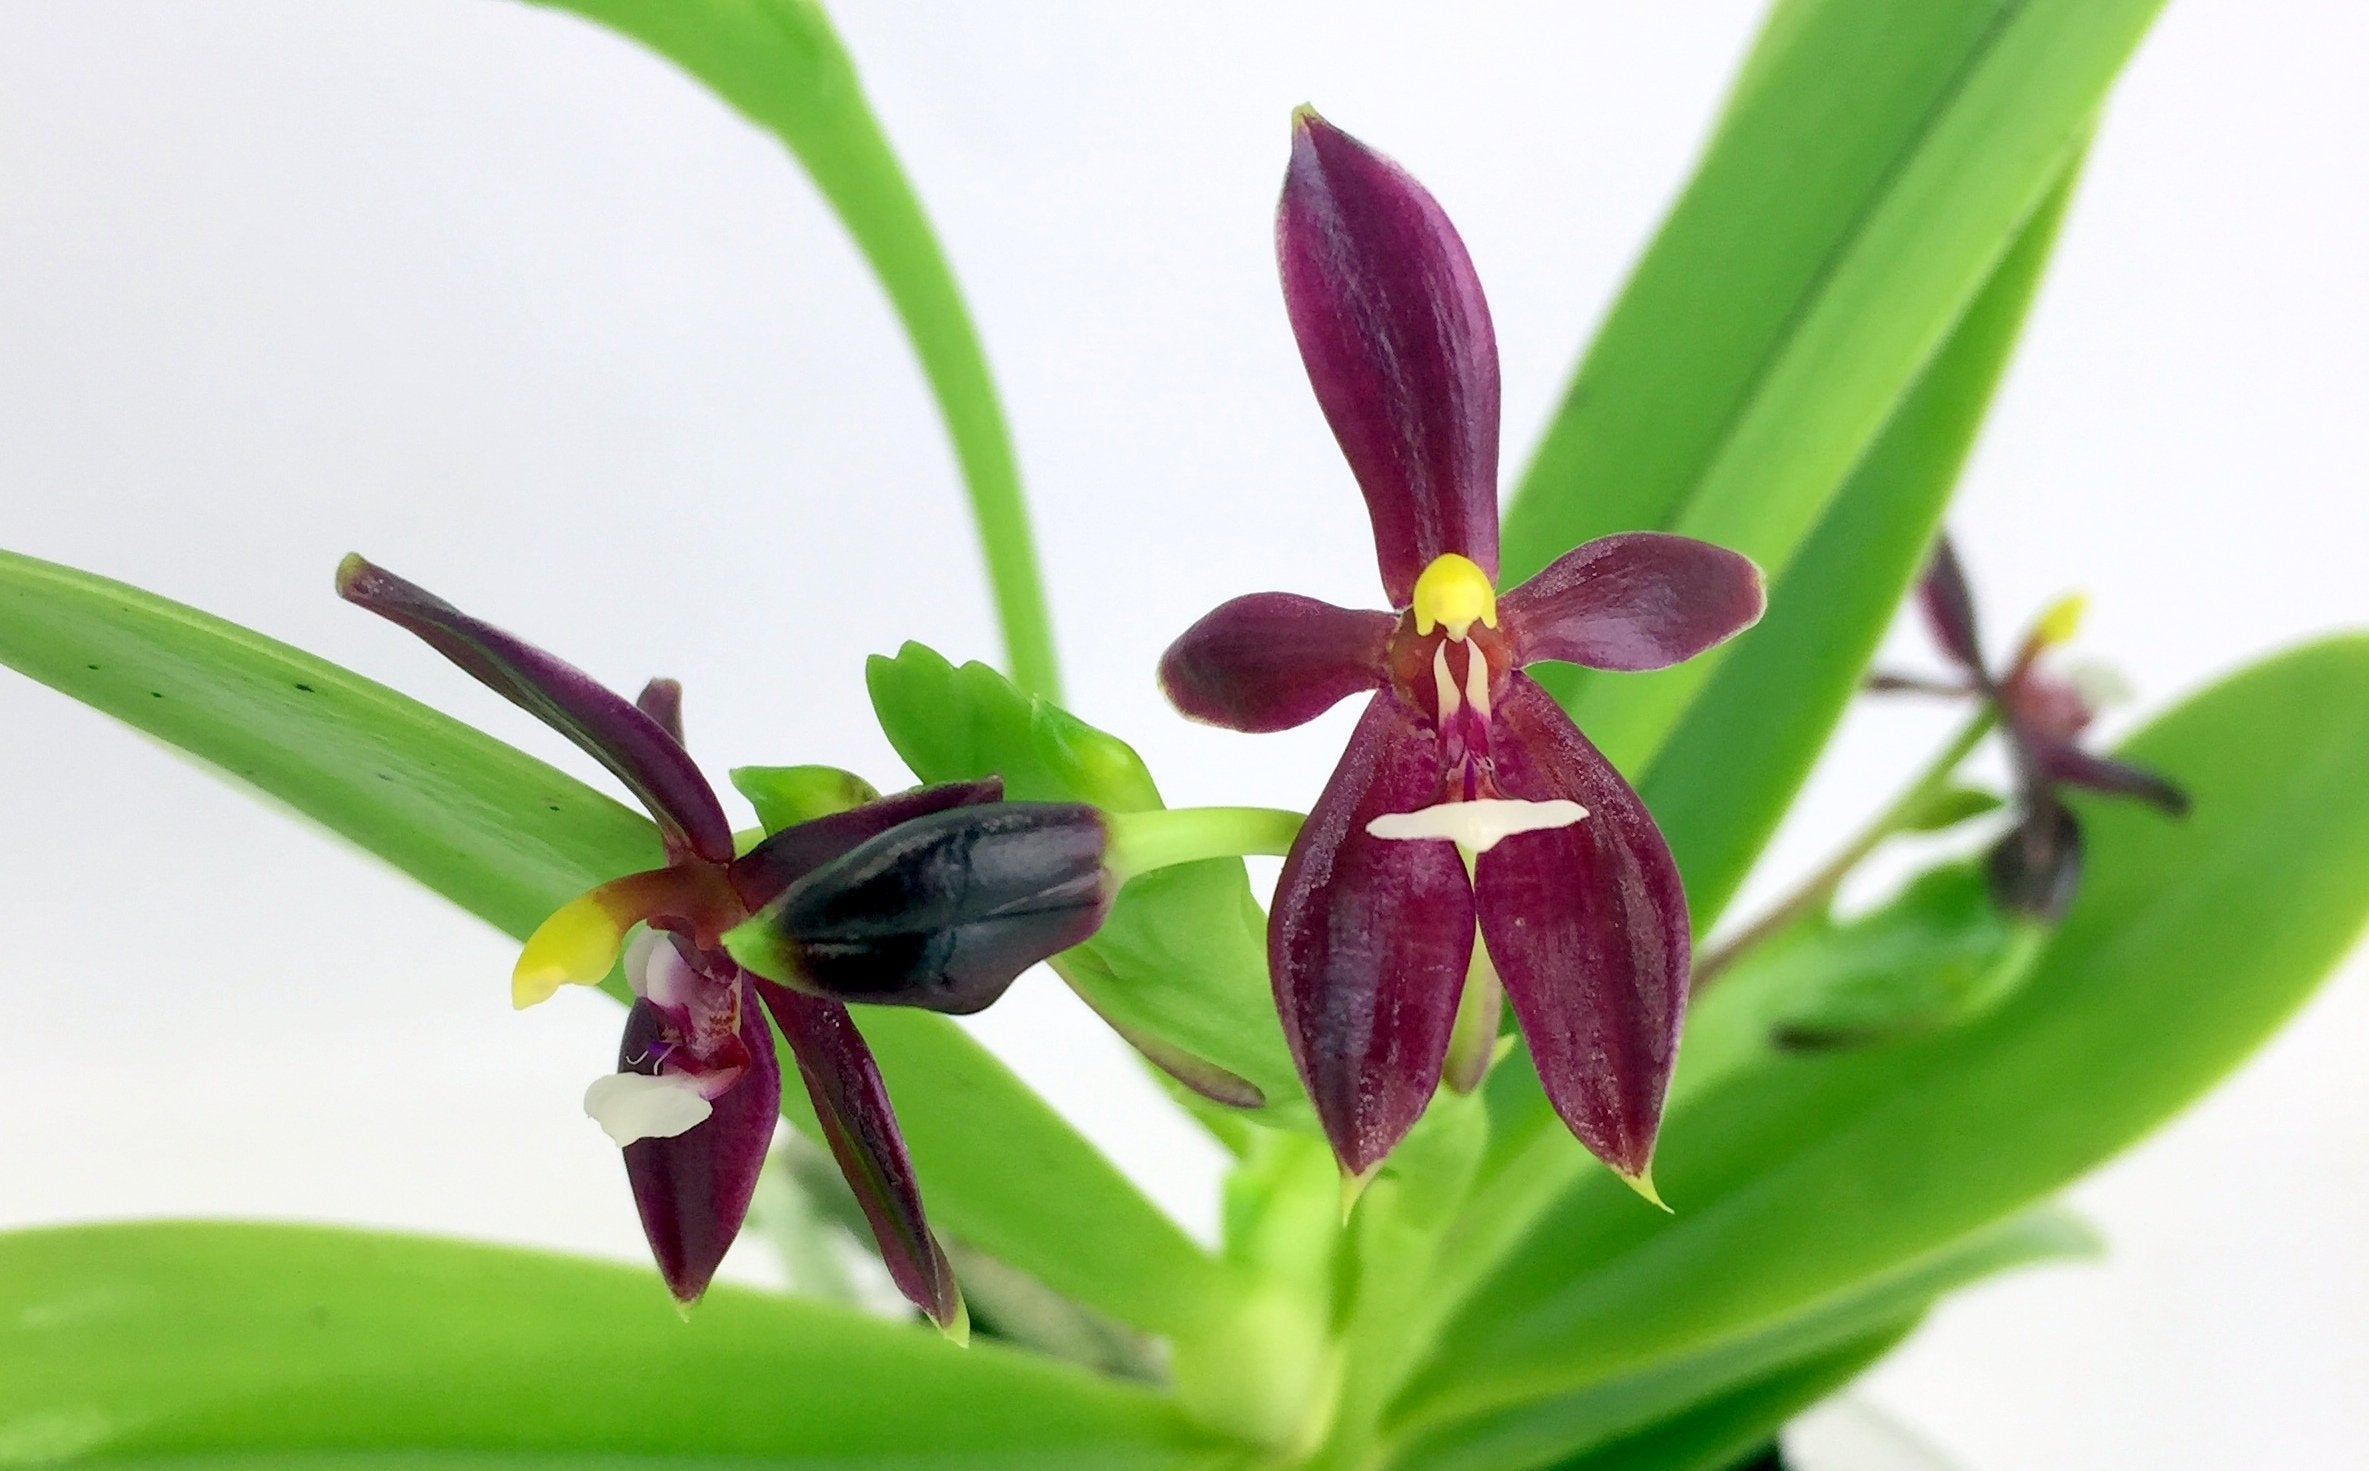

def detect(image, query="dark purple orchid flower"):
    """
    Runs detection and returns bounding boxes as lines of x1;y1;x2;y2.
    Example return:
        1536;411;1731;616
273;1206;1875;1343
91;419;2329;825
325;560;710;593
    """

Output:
1158;113;1764;1184
1886;536;2187;921
339;556;1110;1315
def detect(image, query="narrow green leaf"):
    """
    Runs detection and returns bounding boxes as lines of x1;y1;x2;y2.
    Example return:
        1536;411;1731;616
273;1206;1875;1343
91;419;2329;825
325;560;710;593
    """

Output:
1503;0;2160;770
0;549;659;938
0;554;1213;1343
523;0;1059;698
1422;637;2369;1412
866;643;1306;1120
1393;1208;2091;1466
0;1223;1215;1469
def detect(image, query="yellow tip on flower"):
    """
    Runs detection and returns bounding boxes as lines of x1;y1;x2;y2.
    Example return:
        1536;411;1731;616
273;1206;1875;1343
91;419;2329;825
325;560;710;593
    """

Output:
1411;554;1499;641
1291;102;1323;131
2032;591;2088;650
1340;1164;1378;1223
1620;1165;1672;1214
939;1291;972;1346
513;888;635;1009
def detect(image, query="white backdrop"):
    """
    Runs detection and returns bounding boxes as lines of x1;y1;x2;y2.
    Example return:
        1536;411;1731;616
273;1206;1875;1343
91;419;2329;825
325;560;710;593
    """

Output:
0;4;2361;1468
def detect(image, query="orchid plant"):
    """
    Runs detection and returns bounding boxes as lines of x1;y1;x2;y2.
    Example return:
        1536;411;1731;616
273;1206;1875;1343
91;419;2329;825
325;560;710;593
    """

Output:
4;4;2366;1471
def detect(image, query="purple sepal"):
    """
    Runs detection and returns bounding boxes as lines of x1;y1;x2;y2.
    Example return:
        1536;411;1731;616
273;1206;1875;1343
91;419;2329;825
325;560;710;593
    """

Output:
1474;676;1689;1179
2033;740;2191;817
1916;537;1988;681
729;778;1007;911
1158;592;1393;732
635;677;686;746
1272;692;1475;1173
616;990;782;1305
1501;532;1766;672
753;802;1113;1014
1279;111;1500;603
1987;797;2084;922
754;978;958;1326
336;556;735;864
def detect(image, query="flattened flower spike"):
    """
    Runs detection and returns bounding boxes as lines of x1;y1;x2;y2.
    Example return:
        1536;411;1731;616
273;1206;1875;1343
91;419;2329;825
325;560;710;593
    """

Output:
339;557;1111;1316
1162;114;1764;1184
1894;536;2188;921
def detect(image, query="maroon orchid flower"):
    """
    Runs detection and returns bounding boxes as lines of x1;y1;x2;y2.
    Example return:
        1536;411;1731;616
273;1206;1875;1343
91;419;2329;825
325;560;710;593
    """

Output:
1885;536;2188;920
1158;113;1764;1185
339;557;1110;1314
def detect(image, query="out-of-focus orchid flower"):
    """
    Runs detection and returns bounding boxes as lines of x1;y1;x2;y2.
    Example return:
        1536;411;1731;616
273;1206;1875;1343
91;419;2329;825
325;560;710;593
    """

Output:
339;557;1111;1315
1158;113;1764;1185
1885;536;2188;920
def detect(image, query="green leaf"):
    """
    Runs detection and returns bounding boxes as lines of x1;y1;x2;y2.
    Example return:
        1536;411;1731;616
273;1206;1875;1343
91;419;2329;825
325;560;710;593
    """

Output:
522;0;1059;699
0;554;1216;1344
1420;636;2369;1416
1393;1208;2091;1468
1529;1322;1915;1471
1639;157;2081;927
1502;0;2161;771
0;548;659;938
866;643;1305;1120
0;1223;1215;1469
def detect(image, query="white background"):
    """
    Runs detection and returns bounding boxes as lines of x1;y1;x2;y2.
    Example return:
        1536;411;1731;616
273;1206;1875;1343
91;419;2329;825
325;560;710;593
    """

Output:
1;4;2362;1468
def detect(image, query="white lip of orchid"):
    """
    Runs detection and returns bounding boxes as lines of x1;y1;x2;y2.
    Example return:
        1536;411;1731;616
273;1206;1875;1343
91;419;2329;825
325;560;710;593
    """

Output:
2062;657;2135;711
1367;797;1588;855
584;1070;714;1147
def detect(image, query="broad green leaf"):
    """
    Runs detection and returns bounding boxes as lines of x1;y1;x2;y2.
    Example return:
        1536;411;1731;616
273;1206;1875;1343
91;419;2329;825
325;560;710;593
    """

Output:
0;553;1214;1343
0;549;659;937
1639;157;2080;926
1503;0;2160;770
1392;1208;2091;1466
1528;1322;1915;1471
867;643;1305;1119
523;0;1058;699
0;1223;1216;1469
1450;154;2080;1328
1418;637;2369;1413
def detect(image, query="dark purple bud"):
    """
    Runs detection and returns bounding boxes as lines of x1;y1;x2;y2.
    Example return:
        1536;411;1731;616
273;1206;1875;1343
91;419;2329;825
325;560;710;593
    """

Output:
1987;798;2085;922
1500;532;1766;672
753;978;958;1326
1158;592;1394;733
1271;692;1475;1173
614;990;781;1304
635;677;686;747
1475;675;1690;1182
336;556;734;864
726;802;1113;1014
1279;110;1501;604
728;778;1006;911
1917;536;1989;681
2033;740;2190;816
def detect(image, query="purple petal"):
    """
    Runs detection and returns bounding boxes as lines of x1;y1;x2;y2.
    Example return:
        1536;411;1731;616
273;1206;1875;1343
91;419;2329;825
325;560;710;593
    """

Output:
635;677;686;746
1917;536;1989;680
2032;739;2190;817
1500;532;1765;672
1271;691;1474;1173
617;986;780;1304
1158;592;1394;733
729;802;1113;1015
728;778;1006;910
1474;675;1690;1180
337;556;733;864
752;977;958;1326
1279;111;1500;604
1986;797;2084;922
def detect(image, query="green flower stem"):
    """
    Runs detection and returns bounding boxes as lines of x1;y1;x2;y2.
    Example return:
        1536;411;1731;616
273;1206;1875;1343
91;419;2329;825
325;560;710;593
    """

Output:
1102;806;1305;884
1691;706;1997;992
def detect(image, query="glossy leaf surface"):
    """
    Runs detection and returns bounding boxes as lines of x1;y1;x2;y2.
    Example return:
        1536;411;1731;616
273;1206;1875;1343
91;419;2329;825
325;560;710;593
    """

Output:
0;1223;1213;1468
1501;0;2161;771
1424;637;2369;1417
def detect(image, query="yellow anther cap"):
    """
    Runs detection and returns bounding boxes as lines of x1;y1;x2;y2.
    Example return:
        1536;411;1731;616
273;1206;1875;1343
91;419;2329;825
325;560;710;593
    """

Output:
2032;591;2088;649
1411;554;1499;640
513;886;637;1009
